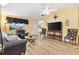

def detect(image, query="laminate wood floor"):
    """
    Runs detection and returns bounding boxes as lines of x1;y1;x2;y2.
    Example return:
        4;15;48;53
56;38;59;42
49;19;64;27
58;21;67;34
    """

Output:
25;38;79;55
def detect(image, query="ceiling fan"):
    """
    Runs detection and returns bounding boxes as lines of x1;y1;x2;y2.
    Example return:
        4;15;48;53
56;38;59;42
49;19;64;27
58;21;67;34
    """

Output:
40;4;57;16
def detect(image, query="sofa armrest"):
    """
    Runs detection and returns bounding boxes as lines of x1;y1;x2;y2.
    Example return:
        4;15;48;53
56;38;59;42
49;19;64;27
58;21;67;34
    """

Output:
4;39;27;48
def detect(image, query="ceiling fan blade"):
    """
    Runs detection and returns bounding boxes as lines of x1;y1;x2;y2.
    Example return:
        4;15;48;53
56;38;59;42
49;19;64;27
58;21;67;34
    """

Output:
48;9;58;12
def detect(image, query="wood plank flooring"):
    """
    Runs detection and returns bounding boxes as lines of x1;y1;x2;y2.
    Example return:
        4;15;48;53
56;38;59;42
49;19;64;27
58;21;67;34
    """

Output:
25;38;79;55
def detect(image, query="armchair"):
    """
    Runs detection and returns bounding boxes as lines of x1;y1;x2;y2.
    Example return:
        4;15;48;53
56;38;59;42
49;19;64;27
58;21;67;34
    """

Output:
16;29;28;39
64;29;78;44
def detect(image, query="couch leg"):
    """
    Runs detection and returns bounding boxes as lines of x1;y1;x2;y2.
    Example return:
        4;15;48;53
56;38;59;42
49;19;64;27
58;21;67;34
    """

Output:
21;52;25;55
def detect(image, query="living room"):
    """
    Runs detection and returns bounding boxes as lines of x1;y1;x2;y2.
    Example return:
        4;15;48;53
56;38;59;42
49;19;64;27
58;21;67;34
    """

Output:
0;3;79;55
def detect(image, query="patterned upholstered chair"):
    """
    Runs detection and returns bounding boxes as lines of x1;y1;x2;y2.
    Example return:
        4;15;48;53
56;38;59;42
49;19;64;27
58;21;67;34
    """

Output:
64;29;78;44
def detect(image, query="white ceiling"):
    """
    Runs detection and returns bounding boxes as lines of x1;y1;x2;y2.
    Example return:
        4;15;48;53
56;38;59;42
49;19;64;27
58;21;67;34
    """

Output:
2;3;79;20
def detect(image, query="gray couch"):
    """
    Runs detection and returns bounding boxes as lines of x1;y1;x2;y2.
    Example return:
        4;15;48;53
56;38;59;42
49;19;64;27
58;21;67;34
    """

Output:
0;32;27;55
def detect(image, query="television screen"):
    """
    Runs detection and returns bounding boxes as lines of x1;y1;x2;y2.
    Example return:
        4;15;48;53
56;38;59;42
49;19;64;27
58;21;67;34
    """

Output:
48;22;62;30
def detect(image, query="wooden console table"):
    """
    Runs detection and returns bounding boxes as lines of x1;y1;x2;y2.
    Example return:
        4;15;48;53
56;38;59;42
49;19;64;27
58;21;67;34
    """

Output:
47;30;62;41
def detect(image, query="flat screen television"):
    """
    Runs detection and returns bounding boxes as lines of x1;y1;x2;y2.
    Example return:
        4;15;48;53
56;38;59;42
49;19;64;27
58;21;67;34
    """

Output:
48;22;62;31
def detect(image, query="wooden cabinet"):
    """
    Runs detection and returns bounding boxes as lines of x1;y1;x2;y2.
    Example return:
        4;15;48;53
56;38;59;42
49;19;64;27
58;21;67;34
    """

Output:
47;30;62;41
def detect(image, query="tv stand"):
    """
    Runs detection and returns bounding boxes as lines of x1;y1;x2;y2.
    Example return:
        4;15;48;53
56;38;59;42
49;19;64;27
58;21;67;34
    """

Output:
47;30;62;41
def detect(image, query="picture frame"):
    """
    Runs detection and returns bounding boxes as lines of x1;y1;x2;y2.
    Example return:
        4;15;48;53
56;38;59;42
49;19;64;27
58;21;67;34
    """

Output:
65;19;69;26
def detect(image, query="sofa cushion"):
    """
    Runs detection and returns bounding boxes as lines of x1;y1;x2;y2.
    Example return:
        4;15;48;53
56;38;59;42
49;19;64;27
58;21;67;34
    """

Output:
7;35;18;42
